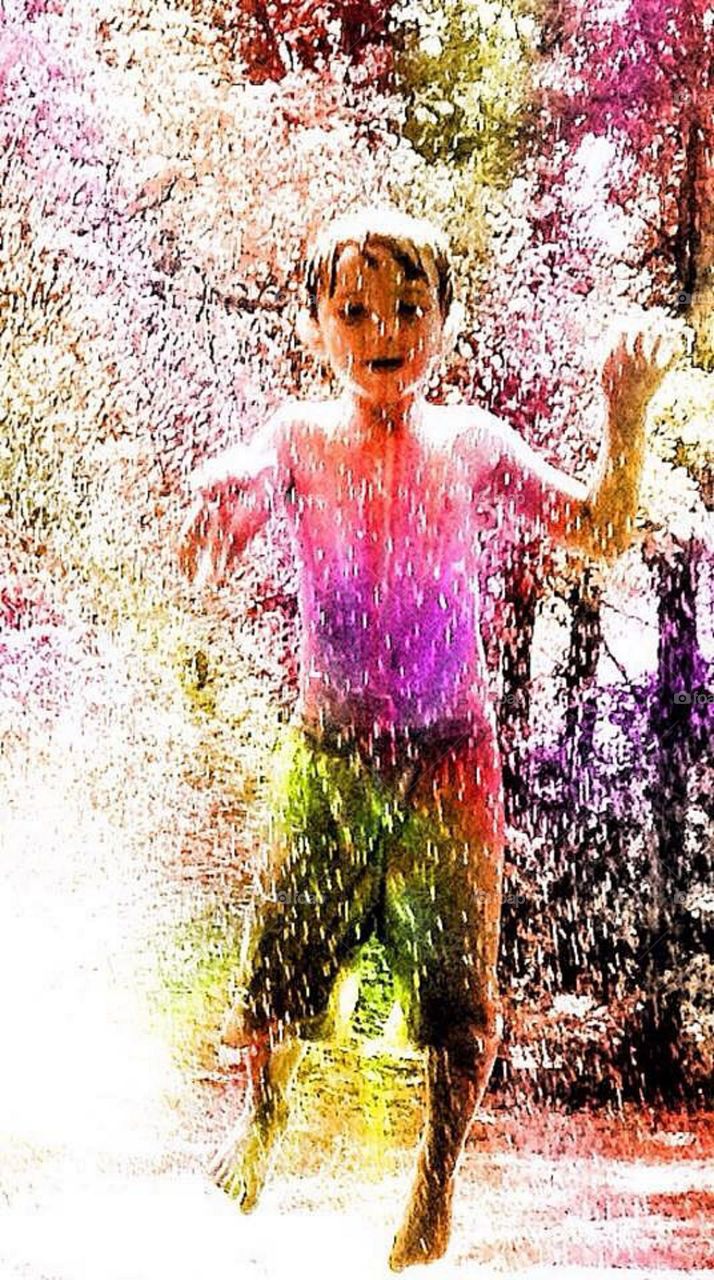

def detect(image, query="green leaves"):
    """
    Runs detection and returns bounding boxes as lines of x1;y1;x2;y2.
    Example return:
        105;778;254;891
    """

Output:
392;0;540;185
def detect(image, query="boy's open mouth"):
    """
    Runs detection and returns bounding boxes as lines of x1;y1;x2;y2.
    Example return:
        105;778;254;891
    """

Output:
367;356;405;372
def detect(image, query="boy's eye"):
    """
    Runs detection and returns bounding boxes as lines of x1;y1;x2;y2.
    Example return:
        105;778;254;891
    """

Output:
398;301;423;319
343;302;367;323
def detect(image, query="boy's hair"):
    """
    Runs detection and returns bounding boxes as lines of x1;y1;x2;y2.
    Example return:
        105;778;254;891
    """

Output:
304;206;455;322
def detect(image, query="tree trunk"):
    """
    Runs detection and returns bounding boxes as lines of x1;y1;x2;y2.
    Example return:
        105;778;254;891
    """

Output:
496;547;539;829
675;119;714;371
493;546;541;1105
563;564;602;778
545;565;604;996
630;534;709;1103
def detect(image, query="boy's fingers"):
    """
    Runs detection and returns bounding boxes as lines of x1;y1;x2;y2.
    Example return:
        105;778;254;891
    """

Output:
646;330;658;359
661;332;686;367
601;314;688;388
654;335;675;368
645;330;682;373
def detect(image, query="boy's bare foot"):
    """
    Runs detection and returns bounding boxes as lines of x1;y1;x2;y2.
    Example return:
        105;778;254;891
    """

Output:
208;1112;278;1213
388;1165;454;1271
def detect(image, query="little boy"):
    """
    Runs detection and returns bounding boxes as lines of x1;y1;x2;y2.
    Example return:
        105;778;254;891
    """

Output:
178;207;675;1270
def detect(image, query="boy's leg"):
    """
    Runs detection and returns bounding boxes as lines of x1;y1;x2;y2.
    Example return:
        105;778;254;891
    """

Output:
211;726;383;1207
383;737;505;1270
388;1019;501;1270
209;1027;306;1210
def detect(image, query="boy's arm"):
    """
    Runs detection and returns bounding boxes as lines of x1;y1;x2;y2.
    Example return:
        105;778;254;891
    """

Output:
177;405;291;587
473;329;681;563
475;413;590;553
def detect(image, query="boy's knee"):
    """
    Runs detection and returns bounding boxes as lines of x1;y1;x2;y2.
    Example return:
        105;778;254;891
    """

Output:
476;993;503;1044
220;1003;252;1050
220;997;282;1053
422;992;502;1066
218;1012;277;1076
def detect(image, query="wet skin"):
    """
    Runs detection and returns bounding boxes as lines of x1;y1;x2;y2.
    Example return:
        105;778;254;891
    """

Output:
180;242;588;743
285;397;496;737
177;240;653;1269
288;230;586;731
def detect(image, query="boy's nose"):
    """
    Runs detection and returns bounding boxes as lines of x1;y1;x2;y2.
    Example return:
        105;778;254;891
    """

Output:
374;314;398;338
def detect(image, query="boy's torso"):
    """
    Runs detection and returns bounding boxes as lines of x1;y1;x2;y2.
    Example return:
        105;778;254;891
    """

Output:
277;400;499;739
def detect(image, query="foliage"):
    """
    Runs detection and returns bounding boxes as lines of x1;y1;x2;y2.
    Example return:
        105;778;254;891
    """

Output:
1;0;712;1109
531;0;714;344
166;0;396;86
392;0;541;181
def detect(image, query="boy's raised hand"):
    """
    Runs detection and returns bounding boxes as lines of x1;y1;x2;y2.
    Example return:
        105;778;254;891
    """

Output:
600;317;687;427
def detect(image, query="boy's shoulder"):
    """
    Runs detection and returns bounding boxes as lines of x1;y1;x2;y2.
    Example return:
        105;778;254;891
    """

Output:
273;397;514;456
276;397;338;428
423;402;511;455
272;397;341;446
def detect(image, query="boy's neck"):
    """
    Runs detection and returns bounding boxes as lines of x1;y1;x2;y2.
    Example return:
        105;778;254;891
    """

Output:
340;389;425;441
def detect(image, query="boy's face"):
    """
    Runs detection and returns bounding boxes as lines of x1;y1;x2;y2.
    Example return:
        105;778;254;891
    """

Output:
314;241;446;405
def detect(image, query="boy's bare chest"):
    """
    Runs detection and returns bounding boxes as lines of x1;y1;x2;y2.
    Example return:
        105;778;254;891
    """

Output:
286;433;473;572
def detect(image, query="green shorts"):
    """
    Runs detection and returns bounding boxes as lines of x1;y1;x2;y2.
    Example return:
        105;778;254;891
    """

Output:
230;719;505;1050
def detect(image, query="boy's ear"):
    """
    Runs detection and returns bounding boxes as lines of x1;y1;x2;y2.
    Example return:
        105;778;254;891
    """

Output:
441;300;465;354
296;308;326;355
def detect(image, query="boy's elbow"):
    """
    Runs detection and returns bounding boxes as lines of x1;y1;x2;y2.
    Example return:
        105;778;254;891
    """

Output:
565;505;635;564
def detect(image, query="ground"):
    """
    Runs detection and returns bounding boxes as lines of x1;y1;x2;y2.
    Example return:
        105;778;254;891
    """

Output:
0;619;711;1280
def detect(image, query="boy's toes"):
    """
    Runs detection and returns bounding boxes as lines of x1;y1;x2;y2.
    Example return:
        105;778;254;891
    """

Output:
209;1149;245;1204
207;1148;227;1183
207;1135;267;1214
220;1164;248;1205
